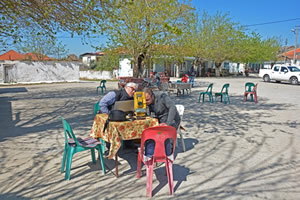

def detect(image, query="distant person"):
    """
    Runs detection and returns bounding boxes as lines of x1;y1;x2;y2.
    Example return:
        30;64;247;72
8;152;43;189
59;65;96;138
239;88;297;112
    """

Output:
98;82;137;114
189;66;196;87
143;88;181;157
154;72;160;86
181;74;188;83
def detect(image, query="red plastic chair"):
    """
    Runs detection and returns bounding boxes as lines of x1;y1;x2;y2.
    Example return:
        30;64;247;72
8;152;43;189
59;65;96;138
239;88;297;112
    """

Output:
243;83;258;103
136;126;177;197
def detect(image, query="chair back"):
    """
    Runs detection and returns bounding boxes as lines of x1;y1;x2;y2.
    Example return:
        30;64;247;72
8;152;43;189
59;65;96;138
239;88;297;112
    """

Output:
245;82;255;92
140;126;177;160
206;83;213;93
175;104;184;117
221;83;230;94
59;116;80;146
100;80;106;87
94;102;100;116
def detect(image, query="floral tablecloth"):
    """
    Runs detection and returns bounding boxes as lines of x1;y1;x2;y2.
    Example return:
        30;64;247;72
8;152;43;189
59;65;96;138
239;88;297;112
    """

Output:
91;114;159;159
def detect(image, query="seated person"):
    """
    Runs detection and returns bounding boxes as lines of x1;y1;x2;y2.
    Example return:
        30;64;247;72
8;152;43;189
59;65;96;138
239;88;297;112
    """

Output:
98;82;137;113
98;82;137;150
181;74;188;83
143;88;180;157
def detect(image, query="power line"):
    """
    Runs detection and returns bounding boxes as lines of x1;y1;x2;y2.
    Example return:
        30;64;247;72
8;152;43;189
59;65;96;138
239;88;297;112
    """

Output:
244;17;300;27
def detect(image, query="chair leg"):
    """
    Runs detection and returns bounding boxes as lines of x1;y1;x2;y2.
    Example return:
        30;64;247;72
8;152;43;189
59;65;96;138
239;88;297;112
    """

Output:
91;149;96;164
61;145;68;173
101;88;104;95
136;152;142;178
179;129;186;152
146;159;154;197
166;159;174;195
227;95;230;104
223;95;227;104
250;94;254;102
243;93;247;102
65;147;74;180
115;153;119;178
254;92;258;103
97;146;106;175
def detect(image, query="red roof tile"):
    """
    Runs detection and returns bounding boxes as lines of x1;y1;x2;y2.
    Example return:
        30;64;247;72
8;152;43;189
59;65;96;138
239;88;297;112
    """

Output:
0;50;25;60
0;50;52;61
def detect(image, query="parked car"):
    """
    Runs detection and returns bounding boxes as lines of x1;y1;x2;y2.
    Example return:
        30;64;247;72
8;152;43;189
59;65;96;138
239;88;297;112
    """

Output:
259;65;300;85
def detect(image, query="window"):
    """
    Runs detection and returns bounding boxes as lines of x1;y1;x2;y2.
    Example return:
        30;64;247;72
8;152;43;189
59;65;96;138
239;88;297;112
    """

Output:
273;66;280;71
280;67;287;72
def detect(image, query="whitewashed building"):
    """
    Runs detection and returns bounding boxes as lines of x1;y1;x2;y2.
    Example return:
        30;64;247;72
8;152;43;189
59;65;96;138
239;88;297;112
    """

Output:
0;61;81;84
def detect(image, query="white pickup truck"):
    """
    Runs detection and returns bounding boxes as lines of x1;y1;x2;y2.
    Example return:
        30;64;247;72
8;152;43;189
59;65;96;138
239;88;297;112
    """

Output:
259;65;300;85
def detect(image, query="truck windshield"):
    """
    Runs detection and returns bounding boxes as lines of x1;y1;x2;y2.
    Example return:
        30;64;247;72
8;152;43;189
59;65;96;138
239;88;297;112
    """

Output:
288;67;300;72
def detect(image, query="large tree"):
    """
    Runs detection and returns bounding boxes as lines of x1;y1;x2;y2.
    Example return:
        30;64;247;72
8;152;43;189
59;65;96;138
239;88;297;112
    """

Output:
98;0;194;77
15;30;69;60
0;0;103;51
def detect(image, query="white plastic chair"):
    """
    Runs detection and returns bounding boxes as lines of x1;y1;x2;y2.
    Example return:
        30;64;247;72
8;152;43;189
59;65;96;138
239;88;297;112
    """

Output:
175;104;186;152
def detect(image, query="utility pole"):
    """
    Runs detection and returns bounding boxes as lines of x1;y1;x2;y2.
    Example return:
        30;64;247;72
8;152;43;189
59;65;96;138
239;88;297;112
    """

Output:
284;38;288;63
291;25;299;65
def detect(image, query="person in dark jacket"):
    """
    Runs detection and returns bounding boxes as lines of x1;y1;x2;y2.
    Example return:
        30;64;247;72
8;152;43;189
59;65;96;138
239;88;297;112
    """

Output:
98;82;137;113
189;66;196;87
98;82;137;150
143;88;180;157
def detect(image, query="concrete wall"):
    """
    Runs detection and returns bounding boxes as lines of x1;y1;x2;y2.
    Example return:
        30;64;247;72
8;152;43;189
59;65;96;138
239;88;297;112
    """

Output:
0;61;80;84
80;70;117;80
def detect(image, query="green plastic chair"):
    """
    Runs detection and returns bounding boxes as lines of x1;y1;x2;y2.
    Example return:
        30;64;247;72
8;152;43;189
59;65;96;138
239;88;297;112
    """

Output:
93;102;106;153
215;83;230;104
198;83;213;103
245;82;255;101
59;116;106;180
97;80;107;95
94;102;100;116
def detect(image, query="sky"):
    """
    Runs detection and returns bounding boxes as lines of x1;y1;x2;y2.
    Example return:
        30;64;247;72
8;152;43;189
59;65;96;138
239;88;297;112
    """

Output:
49;0;300;57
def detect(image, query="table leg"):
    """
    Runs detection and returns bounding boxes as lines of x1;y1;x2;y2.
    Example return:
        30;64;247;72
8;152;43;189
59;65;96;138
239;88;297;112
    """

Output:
115;153;119;178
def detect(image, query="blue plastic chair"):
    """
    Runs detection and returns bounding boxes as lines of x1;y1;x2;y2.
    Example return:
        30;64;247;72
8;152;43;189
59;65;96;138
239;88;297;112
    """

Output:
215;83;230;104
59;116;106;180
97;80;107;95
198;83;213;103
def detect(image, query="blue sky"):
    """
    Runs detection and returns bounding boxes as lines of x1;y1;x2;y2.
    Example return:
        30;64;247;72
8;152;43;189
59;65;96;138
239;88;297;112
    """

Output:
58;0;300;57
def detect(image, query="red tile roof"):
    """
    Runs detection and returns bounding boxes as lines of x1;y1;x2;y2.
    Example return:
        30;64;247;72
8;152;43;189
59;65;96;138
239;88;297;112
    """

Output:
0;50;52;61
0;50;25;60
24;53;52;61
284;48;300;56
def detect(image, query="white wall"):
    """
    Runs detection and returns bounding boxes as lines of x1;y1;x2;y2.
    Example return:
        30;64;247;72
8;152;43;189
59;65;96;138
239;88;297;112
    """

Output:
82;55;97;66
118;58;133;77
0;61;80;84
80;70;114;79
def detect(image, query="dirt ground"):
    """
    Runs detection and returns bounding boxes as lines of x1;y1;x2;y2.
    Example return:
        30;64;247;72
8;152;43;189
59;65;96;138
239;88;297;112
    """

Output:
0;77;299;200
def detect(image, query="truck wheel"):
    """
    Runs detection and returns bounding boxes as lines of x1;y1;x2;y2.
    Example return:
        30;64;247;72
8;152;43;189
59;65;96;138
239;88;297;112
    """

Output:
290;77;298;85
263;75;270;82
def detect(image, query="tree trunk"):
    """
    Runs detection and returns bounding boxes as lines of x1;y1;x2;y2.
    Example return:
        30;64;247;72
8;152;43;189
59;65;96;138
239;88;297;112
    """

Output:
215;62;222;77
133;56;138;78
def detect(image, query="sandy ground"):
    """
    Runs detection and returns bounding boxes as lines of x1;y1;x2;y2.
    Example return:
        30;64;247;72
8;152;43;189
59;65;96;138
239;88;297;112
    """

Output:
0;77;300;200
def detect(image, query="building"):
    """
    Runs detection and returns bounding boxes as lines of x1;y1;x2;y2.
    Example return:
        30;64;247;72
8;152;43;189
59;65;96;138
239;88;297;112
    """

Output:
0;50;52;61
79;51;104;66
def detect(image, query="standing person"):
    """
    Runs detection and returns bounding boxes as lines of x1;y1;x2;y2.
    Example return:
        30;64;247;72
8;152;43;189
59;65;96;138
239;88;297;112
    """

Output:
154;72;160;87
143;88;181;157
189;66;196;87
98;82;137;114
